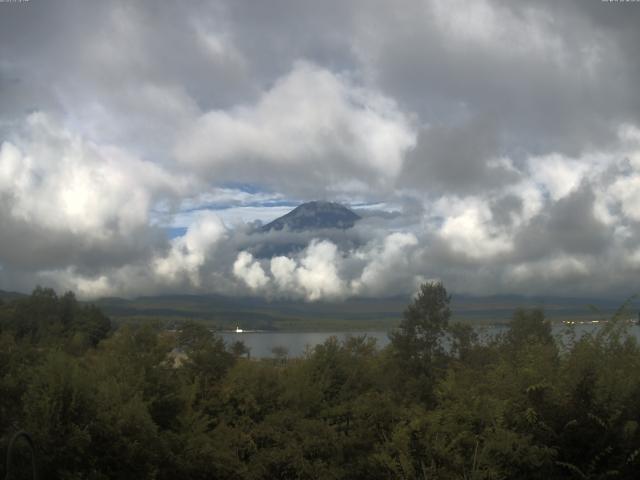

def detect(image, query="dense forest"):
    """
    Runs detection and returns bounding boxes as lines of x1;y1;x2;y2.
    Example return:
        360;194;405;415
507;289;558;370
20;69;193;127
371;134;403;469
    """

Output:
2;284;640;479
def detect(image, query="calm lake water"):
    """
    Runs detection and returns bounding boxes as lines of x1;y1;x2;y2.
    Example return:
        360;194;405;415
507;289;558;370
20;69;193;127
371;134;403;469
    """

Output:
220;323;640;358
220;331;390;358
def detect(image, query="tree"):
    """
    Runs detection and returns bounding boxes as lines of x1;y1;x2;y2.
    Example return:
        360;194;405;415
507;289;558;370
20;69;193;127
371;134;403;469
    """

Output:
231;340;251;359
270;345;288;364
59;290;78;331
389;281;451;403
177;322;235;399
73;304;112;348
506;308;553;347
448;322;478;363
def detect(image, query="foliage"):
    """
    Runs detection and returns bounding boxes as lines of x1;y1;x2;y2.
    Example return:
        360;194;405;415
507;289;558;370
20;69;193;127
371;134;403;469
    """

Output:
2;285;640;479
389;281;451;404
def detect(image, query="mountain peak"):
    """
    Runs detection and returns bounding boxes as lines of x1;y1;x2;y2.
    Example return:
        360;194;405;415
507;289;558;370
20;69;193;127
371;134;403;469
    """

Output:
261;201;361;232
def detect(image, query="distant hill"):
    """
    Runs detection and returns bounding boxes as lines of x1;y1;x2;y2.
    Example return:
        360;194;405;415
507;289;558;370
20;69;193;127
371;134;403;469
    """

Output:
94;292;640;332
0;289;27;301
260;201;361;232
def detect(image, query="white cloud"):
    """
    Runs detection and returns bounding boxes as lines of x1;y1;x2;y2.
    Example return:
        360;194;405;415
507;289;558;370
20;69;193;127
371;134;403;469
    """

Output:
0;113;179;238
436;197;513;259
504;180;544;225
507;255;590;284
233;251;269;290
529;153;588;201
351;232;419;295
235;239;348;300
234;233;423;300
155;212;227;287
608;174;640;222
429;0;570;67
295;240;346;301
270;256;298;292
175;61;416;195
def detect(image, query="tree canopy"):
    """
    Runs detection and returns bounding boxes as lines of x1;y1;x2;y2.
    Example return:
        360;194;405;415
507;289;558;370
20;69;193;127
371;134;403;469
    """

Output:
2;285;640;479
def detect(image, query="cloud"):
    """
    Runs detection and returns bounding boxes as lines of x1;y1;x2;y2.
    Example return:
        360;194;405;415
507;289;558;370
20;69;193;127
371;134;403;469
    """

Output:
529;154;590;201
233;251;269;290
354;0;636;156
400;119;520;195
609;173;640;222
175;61;416;197
2;0;640;301
512;185;611;262
507;255;591;286
155;212;228;287
270;256;299;292
234;240;346;300
350;232;419;296
233;233;423;301
293;240;346;300
435;196;514;260
0;114;173;236
0;113;180;273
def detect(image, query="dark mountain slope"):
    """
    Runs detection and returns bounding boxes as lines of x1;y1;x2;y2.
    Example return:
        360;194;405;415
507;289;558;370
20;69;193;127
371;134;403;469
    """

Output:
261;201;360;232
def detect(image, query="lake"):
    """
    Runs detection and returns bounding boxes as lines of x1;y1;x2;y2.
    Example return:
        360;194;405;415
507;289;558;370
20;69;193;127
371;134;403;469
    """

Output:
220;330;391;358
220;322;640;358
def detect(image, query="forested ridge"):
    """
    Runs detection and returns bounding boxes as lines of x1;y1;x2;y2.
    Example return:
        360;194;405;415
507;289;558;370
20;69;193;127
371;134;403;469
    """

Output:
2;284;640;479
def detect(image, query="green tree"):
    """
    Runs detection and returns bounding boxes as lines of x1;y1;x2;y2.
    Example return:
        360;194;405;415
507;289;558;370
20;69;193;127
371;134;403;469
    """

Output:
73;304;111;347
389;281;451;403
231;340;251;359
506;308;553;347
448;322;478;363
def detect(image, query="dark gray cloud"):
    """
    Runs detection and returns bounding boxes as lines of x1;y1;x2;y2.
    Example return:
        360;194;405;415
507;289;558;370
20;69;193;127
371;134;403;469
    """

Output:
513;185;611;261
490;194;523;227
359;0;640;157
400;119;520;195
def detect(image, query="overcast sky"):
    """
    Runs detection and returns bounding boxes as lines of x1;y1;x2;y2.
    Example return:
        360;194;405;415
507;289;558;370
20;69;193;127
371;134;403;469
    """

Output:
1;0;640;300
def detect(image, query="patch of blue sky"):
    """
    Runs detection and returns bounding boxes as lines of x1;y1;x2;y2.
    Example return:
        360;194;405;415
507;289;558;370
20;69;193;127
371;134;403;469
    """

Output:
178;187;288;211
256;198;299;207
219;182;265;195
167;204;294;231
166;227;188;239
179;198;297;214
351;201;397;210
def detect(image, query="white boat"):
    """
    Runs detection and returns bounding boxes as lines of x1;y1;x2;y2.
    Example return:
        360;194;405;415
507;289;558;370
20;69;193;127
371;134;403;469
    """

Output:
235;325;244;333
